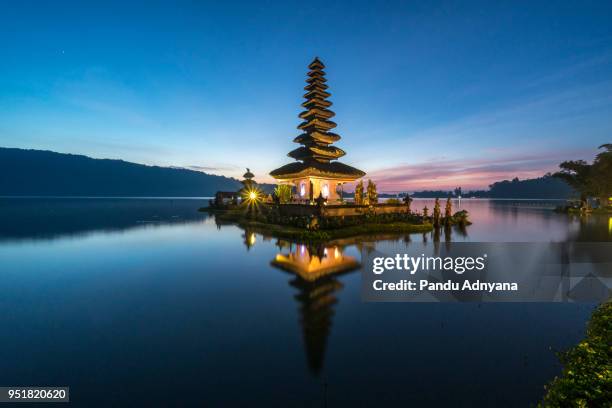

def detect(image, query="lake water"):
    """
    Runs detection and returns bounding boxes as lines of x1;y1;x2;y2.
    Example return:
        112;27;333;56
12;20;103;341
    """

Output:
0;197;608;406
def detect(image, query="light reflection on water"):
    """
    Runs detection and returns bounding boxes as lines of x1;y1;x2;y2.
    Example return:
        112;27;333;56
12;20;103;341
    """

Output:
0;197;607;406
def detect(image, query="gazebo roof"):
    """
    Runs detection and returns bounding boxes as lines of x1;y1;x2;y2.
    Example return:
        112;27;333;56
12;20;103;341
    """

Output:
243;168;254;179
270;161;365;181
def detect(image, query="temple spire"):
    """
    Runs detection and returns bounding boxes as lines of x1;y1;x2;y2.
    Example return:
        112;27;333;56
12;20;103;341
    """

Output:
289;58;346;163
269;58;365;197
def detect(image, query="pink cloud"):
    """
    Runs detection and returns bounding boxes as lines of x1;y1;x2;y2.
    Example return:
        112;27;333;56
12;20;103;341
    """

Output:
364;149;596;193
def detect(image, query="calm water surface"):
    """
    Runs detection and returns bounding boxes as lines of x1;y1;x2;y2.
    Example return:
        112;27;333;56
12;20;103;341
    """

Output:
0;198;608;406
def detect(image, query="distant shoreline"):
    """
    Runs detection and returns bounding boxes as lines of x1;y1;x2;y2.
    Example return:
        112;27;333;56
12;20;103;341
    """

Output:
0;196;569;200
0;195;568;201
0;196;214;200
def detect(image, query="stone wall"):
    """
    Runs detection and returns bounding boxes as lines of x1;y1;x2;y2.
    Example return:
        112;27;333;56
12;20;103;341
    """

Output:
273;203;410;218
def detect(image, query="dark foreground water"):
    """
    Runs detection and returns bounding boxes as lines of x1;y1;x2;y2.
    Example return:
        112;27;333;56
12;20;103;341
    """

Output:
0;198;608;406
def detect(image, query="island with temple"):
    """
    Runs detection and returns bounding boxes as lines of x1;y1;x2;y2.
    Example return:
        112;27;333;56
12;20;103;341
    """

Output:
203;58;470;241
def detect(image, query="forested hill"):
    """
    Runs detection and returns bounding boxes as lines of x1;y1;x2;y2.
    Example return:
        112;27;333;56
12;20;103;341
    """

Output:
411;175;575;198
487;175;574;198
0;147;246;197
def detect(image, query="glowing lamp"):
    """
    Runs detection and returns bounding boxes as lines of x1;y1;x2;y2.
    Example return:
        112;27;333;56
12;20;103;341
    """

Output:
322;183;329;198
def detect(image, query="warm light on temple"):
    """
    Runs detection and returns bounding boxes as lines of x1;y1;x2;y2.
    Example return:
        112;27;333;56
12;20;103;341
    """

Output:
271;245;359;281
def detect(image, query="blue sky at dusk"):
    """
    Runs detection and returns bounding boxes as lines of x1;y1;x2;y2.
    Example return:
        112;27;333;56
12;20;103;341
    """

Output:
1;1;611;191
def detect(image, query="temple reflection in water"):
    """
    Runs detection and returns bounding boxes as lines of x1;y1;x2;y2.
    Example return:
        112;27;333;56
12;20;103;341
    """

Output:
271;241;359;375
272;243;358;281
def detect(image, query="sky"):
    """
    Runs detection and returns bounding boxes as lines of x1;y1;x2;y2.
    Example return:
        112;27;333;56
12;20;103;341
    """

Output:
1;0;611;192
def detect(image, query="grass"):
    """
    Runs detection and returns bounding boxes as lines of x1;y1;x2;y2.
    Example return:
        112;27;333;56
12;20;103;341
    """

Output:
238;219;433;242
539;301;611;407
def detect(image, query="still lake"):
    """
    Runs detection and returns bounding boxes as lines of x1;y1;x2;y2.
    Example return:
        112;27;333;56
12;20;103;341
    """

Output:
0;197;608;406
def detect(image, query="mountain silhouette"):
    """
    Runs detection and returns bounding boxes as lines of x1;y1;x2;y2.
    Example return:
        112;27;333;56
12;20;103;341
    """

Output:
0;147;247;196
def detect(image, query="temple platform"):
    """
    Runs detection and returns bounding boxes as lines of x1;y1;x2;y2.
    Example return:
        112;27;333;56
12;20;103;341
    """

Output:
273;202;411;218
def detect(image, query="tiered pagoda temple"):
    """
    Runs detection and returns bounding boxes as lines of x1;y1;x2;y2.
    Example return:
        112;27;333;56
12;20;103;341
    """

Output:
270;58;365;202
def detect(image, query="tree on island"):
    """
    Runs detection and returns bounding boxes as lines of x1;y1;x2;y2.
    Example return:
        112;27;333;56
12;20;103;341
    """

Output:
354;180;365;205
445;198;453;222
403;194;413;212
554;144;612;207
365;179;378;205
433;198;441;226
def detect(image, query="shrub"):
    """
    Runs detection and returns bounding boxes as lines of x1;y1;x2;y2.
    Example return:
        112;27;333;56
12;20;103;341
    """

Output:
355;180;365;205
274;184;293;204
539;301;611;407
366;179;378;204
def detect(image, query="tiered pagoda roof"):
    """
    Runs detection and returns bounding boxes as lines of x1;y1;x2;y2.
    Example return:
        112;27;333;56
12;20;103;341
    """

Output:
240;167;256;191
270;58;365;180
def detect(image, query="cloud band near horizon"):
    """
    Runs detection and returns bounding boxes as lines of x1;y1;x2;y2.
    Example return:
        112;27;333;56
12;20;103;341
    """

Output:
364;149;596;193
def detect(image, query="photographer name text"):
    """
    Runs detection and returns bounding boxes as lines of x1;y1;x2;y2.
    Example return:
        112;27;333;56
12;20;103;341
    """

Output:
371;254;518;293
373;279;518;292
